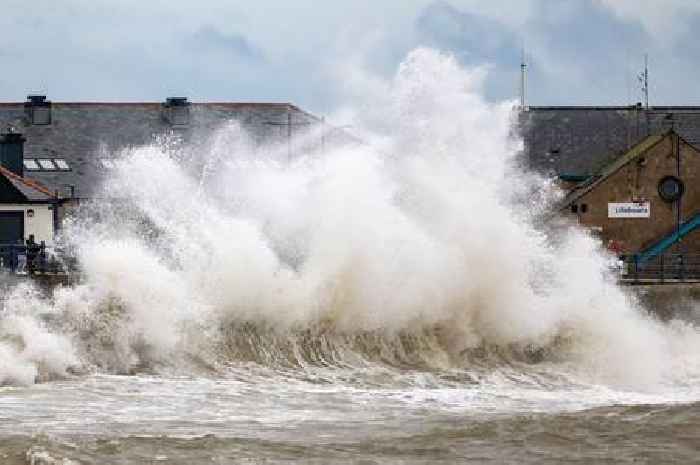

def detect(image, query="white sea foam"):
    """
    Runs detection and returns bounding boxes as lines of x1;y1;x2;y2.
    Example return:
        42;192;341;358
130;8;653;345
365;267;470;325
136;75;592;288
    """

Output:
1;48;699;390
0;284;78;385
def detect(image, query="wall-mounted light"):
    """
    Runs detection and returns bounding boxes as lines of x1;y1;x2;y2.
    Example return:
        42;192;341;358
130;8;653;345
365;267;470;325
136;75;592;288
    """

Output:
26;209;34;218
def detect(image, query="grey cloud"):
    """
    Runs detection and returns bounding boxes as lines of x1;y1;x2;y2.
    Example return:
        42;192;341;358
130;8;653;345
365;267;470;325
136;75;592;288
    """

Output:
523;0;650;104
415;1;521;101
416;1;519;65
0;1;699;110
412;0;693;105
187;25;264;62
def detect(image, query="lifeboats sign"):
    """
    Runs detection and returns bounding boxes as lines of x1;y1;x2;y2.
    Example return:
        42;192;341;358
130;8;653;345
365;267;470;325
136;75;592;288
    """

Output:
608;202;650;218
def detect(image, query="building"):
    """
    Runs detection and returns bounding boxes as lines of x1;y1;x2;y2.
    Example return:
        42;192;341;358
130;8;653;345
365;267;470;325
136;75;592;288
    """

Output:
519;105;700;178
521;107;700;280
0;95;348;272
0;134;58;246
560;130;698;252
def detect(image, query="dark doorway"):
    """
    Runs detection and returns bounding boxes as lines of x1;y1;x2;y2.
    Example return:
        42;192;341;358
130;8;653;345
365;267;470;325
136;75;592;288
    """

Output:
0;211;24;244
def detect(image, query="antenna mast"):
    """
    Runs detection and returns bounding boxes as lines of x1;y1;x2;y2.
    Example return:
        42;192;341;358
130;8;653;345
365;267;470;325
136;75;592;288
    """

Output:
520;48;527;109
639;53;649;110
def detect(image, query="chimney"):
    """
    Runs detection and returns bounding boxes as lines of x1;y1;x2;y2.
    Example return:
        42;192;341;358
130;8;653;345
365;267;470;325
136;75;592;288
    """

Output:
163;97;190;126
25;95;52;125
0;128;26;177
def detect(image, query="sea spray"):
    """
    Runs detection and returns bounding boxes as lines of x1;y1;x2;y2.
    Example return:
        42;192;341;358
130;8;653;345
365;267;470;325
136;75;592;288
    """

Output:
0;283;78;385
0;48;699;389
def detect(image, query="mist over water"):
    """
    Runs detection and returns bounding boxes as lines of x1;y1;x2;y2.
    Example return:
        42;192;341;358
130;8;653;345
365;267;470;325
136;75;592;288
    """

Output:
1;51;700;462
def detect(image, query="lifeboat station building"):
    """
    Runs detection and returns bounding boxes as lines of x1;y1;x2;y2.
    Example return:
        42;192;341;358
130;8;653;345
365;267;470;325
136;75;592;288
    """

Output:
522;106;700;281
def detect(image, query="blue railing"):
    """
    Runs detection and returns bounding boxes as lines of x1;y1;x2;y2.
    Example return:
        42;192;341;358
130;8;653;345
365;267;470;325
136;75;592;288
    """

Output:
636;212;700;264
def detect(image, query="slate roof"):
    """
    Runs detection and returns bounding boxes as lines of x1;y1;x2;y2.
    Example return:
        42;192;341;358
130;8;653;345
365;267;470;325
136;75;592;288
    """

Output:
0;164;56;202
0;100;335;199
519;106;700;176
558;132;667;209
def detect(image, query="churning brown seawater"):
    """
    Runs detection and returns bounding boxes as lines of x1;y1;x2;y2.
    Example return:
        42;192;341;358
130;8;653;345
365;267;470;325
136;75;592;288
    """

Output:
1;374;699;464
3;49;700;463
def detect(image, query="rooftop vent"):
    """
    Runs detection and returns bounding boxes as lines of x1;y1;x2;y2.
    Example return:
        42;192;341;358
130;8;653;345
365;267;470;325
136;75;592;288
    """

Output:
166;97;188;106
28;95;47;104
163;97;190;126
25;94;52;125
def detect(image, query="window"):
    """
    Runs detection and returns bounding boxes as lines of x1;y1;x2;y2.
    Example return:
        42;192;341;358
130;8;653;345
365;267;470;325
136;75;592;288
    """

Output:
23;159;39;170
53;159;70;170
22;158;71;172
580;204;588;213
658;176;684;203
571;204;578;213
37;159;56;170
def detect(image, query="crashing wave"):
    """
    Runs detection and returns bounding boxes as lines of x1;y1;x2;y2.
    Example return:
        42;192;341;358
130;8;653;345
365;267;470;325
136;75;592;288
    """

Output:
1;48;700;389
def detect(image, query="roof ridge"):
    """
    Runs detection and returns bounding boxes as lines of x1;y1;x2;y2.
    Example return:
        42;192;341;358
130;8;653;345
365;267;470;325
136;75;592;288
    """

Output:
528;106;700;110
559;131;670;209
0;101;298;106
0;165;56;198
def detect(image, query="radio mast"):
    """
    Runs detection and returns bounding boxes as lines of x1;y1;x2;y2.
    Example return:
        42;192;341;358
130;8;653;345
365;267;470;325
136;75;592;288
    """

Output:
520;48;527;109
639;53;649;110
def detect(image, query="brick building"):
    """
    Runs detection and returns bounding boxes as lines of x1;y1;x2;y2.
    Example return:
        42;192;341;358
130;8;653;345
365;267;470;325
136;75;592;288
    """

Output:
521;106;700;279
561;131;698;253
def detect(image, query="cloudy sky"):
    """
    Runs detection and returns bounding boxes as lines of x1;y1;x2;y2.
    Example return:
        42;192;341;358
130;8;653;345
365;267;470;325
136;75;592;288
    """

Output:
2;0;699;113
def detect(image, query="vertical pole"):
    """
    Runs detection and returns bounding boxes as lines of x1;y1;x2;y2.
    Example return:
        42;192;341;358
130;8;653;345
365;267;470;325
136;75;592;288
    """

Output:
676;132;683;268
644;54;649;111
640;54;650;135
287;107;292;162
520;49;527;109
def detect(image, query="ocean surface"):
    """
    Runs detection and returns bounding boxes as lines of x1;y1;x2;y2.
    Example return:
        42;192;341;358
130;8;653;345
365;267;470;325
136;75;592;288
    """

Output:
2;371;699;464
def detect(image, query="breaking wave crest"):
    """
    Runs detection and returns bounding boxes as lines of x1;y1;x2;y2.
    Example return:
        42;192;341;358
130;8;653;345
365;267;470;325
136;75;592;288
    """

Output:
2;48;700;390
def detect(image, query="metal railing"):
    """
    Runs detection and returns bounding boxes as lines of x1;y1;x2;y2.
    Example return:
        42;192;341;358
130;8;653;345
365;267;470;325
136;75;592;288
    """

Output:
620;253;700;283
0;242;70;275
